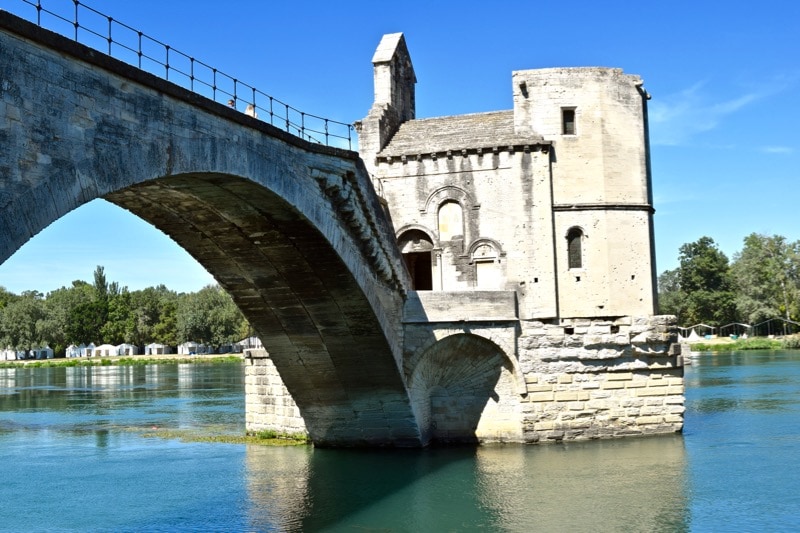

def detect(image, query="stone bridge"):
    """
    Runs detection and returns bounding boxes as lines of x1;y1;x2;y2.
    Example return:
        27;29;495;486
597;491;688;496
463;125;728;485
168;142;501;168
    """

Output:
0;11;431;446
0;10;684;447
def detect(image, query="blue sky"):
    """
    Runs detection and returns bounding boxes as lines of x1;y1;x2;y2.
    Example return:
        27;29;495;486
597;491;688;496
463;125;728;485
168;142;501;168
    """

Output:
1;0;798;294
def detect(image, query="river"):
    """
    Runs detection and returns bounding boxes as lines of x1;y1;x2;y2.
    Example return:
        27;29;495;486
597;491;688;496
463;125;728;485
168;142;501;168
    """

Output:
0;351;798;532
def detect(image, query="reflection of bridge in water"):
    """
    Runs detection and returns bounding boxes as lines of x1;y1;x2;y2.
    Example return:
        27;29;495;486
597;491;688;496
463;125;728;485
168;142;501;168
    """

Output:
1;2;682;447
243;440;689;530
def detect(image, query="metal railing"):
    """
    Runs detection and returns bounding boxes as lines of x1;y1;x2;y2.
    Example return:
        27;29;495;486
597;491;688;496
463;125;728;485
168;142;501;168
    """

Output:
7;0;355;149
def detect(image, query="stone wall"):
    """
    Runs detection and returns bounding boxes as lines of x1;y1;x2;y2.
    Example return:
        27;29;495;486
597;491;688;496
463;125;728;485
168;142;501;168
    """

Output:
243;313;684;444
518;315;684;442
244;350;307;436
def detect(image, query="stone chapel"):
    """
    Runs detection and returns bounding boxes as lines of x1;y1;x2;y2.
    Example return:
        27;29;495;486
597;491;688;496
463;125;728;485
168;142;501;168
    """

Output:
356;32;659;321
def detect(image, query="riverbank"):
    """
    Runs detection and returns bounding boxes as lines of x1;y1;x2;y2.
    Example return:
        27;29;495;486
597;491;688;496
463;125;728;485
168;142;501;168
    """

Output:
688;334;800;352
136;427;309;446
0;352;245;368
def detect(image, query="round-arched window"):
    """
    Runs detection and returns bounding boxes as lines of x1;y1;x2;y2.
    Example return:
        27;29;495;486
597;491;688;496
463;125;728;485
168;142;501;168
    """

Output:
567;227;583;269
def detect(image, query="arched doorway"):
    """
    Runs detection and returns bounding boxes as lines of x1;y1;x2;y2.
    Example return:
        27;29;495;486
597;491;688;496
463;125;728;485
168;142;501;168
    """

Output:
398;229;434;291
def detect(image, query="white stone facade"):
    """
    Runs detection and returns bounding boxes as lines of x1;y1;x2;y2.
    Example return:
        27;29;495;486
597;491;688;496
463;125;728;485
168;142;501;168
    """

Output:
353;33;682;444
357;35;658;319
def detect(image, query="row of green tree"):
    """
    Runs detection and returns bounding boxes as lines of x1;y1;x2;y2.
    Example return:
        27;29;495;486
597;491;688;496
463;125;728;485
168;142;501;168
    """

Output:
658;233;800;329
0;266;249;356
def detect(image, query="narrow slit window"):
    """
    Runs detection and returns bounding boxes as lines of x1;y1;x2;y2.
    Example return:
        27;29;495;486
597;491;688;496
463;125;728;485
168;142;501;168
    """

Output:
567;227;583;269
562;108;576;135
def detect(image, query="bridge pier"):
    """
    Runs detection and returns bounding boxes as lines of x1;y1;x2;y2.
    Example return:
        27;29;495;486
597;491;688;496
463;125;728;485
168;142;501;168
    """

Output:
244;290;682;446
244;350;307;438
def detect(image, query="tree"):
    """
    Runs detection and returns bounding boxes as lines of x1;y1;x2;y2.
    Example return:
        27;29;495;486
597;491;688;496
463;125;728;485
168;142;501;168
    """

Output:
101;289;135;345
39;283;92;355
0;286;17;310
128;285;179;346
732;233;800;324
64;278;106;345
176;285;248;346
0;291;46;350
1;268;248;352
657;268;685;320
673;237;737;326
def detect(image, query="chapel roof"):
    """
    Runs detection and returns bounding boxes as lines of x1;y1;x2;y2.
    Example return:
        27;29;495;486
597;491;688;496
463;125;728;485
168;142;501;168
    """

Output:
378;110;545;158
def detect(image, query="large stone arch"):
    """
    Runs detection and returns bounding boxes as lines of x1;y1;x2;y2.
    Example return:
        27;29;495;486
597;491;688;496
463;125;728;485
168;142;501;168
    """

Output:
407;333;519;444
0;14;420;446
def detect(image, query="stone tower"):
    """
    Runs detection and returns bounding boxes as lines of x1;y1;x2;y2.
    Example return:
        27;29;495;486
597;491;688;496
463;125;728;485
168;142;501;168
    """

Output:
355;32;416;180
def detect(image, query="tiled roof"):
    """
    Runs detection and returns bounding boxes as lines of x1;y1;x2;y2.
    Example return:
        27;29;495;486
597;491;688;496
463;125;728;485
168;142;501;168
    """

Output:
378;110;544;157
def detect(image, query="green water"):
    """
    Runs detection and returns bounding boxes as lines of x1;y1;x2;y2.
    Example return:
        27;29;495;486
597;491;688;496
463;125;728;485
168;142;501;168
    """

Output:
0;352;798;531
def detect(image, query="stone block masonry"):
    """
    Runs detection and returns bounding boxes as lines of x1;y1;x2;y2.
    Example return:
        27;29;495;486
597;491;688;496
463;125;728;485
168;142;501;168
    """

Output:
518;316;683;442
245;350;307;436
244;311;683;444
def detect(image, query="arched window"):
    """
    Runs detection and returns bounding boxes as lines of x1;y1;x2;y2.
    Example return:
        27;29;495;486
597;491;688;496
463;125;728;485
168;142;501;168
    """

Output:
437;201;463;241
567;227;583;269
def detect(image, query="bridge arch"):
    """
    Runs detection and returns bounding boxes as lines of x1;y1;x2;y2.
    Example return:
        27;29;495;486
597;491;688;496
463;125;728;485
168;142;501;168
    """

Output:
407;333;520;444
0;14;420;446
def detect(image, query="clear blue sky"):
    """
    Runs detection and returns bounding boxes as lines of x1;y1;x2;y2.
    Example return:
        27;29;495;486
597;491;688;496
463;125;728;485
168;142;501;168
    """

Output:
1;0;798;294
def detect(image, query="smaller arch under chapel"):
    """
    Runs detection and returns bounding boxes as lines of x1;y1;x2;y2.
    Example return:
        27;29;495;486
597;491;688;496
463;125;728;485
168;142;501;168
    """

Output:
356;33;658;321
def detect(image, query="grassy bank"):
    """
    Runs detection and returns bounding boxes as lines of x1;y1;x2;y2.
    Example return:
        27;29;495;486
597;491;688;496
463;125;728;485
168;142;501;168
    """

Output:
138;428;309;446
0;355;244;369
689;335;800;352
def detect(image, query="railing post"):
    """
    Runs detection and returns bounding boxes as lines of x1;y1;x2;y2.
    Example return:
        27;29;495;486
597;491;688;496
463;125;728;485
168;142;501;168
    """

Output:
165;45;170;80
137;31;143;69
72;0;79;41
212;68;217;100
106;16;112;55
269;97;274;126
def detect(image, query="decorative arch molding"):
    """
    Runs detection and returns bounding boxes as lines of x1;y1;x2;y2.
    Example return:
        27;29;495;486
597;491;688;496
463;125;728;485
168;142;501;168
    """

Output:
564;224;588;239
467;238;507;262
421;185;479;215
396;224;439;249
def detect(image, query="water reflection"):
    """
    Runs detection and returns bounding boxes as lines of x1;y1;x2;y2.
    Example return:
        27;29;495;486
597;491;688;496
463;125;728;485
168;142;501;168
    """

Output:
685;350;800;531
0;364;245;438
245;445;312;531
9;354;798;531
241;438;689;532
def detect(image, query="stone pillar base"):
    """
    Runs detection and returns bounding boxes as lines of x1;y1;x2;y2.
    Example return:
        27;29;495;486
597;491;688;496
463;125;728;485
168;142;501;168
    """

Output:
244;349;307;437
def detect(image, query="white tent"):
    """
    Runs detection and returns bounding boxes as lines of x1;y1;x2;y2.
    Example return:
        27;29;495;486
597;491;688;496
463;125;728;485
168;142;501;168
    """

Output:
116;343;138;356
93;344;117;357
30;345;54;359
66;343;86;358
178;342;199;355
145;343;171;355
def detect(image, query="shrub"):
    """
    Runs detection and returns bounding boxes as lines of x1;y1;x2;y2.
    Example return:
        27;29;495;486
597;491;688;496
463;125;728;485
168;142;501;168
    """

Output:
782;335;800;350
